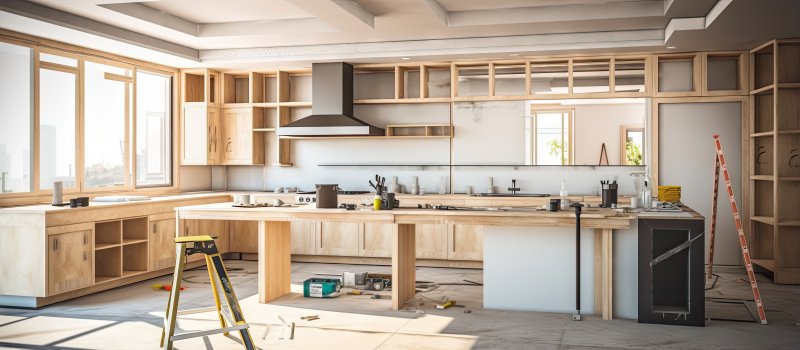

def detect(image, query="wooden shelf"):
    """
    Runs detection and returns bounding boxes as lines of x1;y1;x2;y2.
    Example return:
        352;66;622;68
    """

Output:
123;239;147;245
778;83;800;89
778;177;800;181
750;131;775;138
750;84;775;95
750;175;774;181
252;102;278;108
777;130;800;135
94;243;119;251
751;216;775;225
386;124;453;137
271;162;294;167
122;270;147;277
778;221;800;227
253;128;275;132
280;101;311;107
280;135;452;140
752;259;775;272
354;98;451;104
94;276;120;284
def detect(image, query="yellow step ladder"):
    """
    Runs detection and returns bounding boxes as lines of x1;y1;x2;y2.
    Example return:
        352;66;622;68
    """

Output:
160;235;256;350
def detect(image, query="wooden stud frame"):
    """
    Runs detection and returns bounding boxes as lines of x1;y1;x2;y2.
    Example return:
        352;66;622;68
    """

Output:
653;53;702;97
702;51;749;96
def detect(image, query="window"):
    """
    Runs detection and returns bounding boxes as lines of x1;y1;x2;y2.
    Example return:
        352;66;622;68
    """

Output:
83;61;131;189
0;42;33;193
135;70;172;187
39;65;78;190
527;109;573;165
621;125;644;165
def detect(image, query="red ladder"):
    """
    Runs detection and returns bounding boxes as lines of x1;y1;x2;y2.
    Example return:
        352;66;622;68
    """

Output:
708;134;767;325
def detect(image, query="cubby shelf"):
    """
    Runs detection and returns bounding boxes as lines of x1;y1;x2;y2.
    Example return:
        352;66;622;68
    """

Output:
751;216;775;225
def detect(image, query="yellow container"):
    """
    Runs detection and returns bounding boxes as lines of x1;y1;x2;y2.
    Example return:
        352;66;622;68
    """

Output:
657;186;681;202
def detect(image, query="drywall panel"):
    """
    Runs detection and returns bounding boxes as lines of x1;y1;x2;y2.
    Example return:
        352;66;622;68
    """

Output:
658;60;694;92
453;101;526;165
179;166;211;191
573;104;646;165
658;102;742;266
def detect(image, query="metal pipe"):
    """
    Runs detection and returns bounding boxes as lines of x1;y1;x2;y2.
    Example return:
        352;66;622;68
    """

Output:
572;202;584;321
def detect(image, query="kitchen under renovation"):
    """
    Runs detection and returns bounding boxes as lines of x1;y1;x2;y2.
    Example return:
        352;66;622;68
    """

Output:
1;1;800;349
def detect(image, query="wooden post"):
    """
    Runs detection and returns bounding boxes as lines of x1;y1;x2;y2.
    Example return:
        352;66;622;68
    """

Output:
258;220;292;303
392;223;416;310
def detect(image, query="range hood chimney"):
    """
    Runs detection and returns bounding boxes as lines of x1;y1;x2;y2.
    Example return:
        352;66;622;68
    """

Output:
276;62;385;137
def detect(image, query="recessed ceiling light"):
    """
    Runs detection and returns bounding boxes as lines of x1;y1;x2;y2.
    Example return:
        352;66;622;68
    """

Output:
667;46;676;49
401;57;411;60
509;53;519;57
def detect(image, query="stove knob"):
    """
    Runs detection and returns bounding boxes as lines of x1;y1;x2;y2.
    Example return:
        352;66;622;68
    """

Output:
298;197;304;202
312;197;317;202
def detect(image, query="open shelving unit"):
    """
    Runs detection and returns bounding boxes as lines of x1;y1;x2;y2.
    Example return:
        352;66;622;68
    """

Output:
93;217;149;282
748;39;800;284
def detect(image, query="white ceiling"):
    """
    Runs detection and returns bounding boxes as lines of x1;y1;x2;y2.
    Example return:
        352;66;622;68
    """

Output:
1;0;799;68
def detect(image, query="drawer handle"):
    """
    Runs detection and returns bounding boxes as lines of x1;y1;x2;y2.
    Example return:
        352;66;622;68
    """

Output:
84;251;87;261
53;238;58;251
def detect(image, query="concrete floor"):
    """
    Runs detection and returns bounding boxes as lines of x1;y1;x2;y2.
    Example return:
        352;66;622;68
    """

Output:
0;261;798;349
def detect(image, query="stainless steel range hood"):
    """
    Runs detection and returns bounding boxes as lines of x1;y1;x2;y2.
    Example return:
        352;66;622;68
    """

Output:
276;62;385;137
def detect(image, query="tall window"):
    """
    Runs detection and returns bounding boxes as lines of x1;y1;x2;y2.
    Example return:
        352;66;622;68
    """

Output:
83;61;131;189
0;42;33;193
621;125;644;165
527;109;573;165
39;60;78;190
136;70;172;187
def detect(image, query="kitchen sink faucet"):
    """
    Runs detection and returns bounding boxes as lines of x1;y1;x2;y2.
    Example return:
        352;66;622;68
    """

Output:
508;179;520;195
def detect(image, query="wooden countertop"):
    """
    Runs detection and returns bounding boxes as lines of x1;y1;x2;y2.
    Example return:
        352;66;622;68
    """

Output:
0;192;231;214
176;202;636;229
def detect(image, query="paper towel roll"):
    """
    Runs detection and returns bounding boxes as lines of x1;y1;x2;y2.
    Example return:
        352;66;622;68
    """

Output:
52;181;63;205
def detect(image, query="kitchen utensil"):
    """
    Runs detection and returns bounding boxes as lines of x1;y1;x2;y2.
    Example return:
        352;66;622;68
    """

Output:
234;194;251;205
630;197;639;209
52;181;63;206
381;193;398;210
601;181;618;208
316;184;339;209
549;199;560;212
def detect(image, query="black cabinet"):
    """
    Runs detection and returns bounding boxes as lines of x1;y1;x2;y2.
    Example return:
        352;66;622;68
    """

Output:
638;218;705;326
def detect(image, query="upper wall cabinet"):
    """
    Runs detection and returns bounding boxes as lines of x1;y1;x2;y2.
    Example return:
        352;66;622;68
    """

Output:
180;104;221;165
654;51;748;97
221;107;265;165
654;53;701;97
182;69;219;105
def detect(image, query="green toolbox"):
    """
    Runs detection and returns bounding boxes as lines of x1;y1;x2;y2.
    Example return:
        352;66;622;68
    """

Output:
303;278;342;298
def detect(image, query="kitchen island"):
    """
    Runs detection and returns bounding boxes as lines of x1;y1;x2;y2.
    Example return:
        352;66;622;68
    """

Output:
175;202;636;319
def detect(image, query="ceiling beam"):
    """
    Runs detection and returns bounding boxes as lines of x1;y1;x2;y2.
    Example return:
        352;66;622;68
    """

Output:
200;30;664;64
665;0;733;43
285;0;374;31
200;18;336;37
0;0;198;60
448;1;664;27
420;0;448;26
99;3;197;36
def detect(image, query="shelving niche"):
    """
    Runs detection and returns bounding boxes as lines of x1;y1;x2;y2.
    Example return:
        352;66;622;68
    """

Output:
748;39;800;284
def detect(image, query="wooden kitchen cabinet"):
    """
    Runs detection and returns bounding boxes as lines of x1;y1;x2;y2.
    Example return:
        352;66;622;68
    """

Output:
181;104;221;165
230;221;259;254
47;225;93;295
448;224;484;261
291;221;318;255
361;223;393;257
221;107;265;165
415;224;448;260
317;222;361;256
149;213;176;271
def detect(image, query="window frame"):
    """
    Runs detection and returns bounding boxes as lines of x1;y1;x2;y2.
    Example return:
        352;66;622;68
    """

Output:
0;33;181;205
133;67;175;189
528;107;575;165
620;124;645;165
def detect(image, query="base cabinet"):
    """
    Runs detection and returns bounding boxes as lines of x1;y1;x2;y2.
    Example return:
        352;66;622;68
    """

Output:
317;222;361;256
361;223;393;257
182;219;229;261
149;214;177;271
416;224;448;259
448;225;484;261
291;221;318;255
47;226;93;295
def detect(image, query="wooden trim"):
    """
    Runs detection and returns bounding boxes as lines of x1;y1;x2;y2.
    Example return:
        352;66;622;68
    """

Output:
39;61;78;74
103;72;132;83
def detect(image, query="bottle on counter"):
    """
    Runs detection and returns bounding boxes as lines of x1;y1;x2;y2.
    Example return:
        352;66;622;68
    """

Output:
373;194;382;211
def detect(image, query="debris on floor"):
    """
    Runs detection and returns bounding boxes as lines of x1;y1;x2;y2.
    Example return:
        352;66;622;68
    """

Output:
151;284;185;291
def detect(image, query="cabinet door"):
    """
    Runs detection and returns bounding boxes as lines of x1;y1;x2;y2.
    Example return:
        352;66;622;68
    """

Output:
181;104;210;165
447;224;483;261
361;223;393;257
149;215;176;271
317;222;361;256
207;107;221;164
222;107;264;165
231;221;259;254
291;221;318;255
47;229;92;295
416;224;448;259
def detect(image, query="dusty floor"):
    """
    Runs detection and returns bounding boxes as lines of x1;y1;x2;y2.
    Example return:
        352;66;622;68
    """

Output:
0;261;798;349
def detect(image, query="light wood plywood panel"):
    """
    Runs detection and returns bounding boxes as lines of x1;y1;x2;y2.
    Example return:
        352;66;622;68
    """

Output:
361;223;393;257
0;213;46;297
415;224;447;259
317;222;361;256
392;223;416;310
231;220;259;254
47;229;92;295
258;220;291;303
149;216;176;271
290;221;318;255
448;224;483;261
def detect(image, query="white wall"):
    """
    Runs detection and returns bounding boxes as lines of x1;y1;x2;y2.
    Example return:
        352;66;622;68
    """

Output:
573;104;645;166
659;102;742;266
